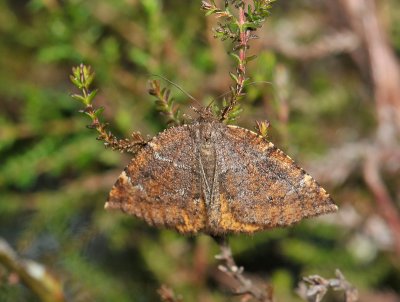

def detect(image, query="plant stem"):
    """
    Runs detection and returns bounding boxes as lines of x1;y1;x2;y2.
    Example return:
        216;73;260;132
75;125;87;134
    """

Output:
0;238;65;302
220;3;251;121
70;64;147;154
213;236;273;301
237;4;248;92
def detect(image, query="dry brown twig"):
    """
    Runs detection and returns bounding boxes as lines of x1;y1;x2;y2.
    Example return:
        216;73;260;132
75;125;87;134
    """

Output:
214;237;273;302
0;237;65;302
334;0;400;256
289;0;400;257
297;269;358;302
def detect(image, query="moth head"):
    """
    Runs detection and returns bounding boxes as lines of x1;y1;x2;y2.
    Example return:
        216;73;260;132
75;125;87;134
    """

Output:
200;123;215;147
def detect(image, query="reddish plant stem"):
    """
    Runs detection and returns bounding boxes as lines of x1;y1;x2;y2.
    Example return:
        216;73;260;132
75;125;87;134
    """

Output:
221;4;251;121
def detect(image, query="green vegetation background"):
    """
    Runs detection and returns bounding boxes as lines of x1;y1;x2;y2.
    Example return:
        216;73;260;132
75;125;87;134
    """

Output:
1;0;400;301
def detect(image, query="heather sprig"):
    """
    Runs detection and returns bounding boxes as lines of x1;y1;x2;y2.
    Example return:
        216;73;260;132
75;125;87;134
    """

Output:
202;0;275;122
70;64;147;154
255;120;270;138
148;80;183;126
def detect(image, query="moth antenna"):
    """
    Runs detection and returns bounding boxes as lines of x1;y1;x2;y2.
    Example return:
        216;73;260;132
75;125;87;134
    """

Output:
190;105;215;121
206;98;216;110
150;74;201;106
216;81;273;100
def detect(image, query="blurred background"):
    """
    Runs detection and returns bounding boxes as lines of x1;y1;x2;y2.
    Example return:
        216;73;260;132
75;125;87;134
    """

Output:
1;0;400;301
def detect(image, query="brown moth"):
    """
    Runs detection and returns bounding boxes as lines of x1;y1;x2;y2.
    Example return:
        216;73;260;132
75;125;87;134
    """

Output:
105;120;337;235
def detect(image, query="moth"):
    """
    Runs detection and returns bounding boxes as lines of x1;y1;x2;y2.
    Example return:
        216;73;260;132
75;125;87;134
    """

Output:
105;118;338;235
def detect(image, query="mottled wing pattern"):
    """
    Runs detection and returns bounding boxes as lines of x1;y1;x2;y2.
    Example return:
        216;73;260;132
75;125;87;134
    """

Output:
105;125;207;234
216;125;337;233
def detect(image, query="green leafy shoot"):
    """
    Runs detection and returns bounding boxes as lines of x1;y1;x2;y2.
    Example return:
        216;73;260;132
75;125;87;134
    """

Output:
70;64;147;154
148;80;183;126
255;120;270;139
201;0;275;122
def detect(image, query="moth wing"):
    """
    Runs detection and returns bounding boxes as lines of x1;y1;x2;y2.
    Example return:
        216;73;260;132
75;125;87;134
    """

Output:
105;125;207;234
217;125;337;232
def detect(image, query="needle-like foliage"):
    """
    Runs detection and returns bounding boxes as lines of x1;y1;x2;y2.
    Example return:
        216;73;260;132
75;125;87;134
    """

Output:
70;64;147;154
202;0;275;122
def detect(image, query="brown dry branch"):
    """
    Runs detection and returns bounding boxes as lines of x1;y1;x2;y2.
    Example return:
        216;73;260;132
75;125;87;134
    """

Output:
214;237;273;302
0;237;65;302
297;269;358;302
337;0;400;256
90;119;147;154
297;0;400;257
362;146;400;255
307;138;400;256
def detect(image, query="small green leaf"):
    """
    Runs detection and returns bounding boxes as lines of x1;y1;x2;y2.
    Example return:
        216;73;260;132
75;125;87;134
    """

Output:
229;105;242;117
246;55;258;63
229;72;239;84
71;94;87;104
72;66;80;78
69;76;82;88
84;111;95;119
229;52;241;64
242;77;251;86
255;120;270;138
94;107;104;118
243;22;257;30
205;8;218;16
87;89;98;104
85;73;95;87
230;86;236;96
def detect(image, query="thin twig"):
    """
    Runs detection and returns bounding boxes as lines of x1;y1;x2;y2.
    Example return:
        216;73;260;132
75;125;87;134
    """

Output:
150;74;199;105
297;269;358;302
202;0;274;122
148;80;183;126
213;236;273;302
0;237;65;302
70;64;147;154
337;0;400;256
363;149;400;256
220;3;251;122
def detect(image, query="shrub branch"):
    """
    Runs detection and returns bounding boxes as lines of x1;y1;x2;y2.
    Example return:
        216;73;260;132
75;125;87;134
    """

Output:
70;64;147;154
297;269;358;302
213;236;273;301
202;0;275;122
0;238;65;302
148;80;182;126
